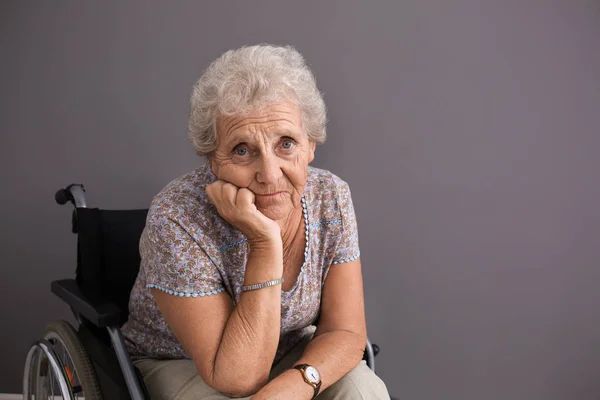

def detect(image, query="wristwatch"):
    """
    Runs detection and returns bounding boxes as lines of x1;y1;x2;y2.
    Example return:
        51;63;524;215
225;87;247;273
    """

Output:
293;364;322;399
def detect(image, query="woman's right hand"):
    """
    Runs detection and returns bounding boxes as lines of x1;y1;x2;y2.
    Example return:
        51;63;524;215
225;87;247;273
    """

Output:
206;180;281;244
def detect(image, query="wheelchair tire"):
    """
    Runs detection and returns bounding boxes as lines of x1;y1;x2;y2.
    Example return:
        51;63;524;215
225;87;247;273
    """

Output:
43;320;103;400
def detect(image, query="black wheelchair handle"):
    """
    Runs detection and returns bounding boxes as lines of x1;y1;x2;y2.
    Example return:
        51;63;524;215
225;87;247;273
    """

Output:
54;189;71;205
55;184;87;208
372;343;380;356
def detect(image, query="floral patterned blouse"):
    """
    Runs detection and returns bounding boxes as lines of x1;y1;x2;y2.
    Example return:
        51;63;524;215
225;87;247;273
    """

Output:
121;161;360;363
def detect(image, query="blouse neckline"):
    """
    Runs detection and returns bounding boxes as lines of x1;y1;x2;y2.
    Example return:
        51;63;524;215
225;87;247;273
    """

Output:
281;195;310;297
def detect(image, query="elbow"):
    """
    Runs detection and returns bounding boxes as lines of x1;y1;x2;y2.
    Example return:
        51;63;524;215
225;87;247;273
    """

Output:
358;332;367;350
212;378;265;398
196;361;267;398
340;328;367;351
217;380;265;398
341;329;368;363
355;332;368;361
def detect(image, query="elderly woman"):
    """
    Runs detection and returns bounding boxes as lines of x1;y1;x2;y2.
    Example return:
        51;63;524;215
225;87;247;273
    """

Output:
121;44;389;399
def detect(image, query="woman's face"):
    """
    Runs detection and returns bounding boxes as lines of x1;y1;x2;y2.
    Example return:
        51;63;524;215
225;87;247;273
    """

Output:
210;101;316;221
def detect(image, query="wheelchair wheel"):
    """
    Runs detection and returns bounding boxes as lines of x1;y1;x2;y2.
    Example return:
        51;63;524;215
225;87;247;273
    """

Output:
26;320;103;399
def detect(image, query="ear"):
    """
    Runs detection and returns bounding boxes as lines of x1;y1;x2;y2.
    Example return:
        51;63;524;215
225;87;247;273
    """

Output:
308;141;316;164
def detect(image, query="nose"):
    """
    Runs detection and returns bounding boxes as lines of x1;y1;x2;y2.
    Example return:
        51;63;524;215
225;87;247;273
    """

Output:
256;153;283;184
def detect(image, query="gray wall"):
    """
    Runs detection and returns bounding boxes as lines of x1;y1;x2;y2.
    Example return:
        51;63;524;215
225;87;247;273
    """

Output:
2;1;600;399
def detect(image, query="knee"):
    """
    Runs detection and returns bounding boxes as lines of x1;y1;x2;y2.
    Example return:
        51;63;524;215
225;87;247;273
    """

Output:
319;361;390;400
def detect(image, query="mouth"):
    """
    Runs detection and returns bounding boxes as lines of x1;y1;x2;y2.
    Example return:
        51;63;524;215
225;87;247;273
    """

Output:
255;191;285;199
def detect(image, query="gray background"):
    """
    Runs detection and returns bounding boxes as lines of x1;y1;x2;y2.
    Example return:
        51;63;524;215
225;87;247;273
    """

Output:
1;1;600;399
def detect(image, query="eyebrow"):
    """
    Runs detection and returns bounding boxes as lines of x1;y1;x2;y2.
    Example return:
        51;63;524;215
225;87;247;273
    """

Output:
225;129;299;146
224;132;253;145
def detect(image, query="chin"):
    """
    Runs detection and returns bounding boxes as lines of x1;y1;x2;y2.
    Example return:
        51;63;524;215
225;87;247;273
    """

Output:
257;205;288;221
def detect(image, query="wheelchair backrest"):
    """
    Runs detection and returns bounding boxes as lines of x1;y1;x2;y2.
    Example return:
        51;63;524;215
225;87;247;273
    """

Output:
75;208;149;326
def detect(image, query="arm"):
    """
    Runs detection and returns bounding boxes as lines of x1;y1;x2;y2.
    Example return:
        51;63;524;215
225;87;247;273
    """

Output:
153;238;283;397
253;257;367;399
153;181;285;397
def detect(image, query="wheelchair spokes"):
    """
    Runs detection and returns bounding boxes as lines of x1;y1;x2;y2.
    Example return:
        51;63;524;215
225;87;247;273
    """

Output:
46;335;84;398
24;321;103;400
24;341;74;400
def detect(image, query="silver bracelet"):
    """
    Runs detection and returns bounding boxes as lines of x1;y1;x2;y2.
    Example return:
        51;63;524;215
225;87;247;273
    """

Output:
241;277;284;292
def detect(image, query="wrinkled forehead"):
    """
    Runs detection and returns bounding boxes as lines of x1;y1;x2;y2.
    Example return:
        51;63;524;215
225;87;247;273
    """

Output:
216;101;305;145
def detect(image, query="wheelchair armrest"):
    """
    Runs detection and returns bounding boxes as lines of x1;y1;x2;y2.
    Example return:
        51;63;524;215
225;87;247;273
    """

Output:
51;279;121;327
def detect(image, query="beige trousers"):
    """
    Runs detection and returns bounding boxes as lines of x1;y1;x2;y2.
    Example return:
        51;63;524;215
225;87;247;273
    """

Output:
134;335;390;399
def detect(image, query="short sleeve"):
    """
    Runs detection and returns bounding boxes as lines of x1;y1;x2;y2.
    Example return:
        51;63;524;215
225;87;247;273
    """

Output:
141;212;225;298
331;176;361;264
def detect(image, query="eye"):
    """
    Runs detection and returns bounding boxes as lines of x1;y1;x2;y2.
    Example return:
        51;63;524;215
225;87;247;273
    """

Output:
234;146;248;156
281;139;295;149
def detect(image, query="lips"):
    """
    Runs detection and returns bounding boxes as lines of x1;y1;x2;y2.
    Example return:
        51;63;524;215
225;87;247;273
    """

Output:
255;191;284;198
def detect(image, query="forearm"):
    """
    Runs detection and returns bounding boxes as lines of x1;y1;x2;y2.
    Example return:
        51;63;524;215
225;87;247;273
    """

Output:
211;241;284;394
251;369;313;400
254;330;366;399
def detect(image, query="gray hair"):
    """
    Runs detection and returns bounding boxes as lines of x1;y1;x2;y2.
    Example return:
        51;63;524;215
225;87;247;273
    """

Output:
188;44;327;156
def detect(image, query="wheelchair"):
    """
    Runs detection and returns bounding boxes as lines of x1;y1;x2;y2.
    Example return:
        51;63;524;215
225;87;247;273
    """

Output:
23;183;390;400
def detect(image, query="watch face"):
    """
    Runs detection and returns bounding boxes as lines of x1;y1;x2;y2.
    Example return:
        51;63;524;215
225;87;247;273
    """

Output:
305;366;320;383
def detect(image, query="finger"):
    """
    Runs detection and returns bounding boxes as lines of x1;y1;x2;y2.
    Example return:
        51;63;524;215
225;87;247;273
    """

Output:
221;182;239;206
236;188;255;207
205;183;216;204
205;181;223;205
